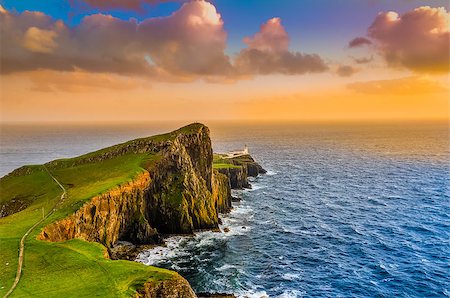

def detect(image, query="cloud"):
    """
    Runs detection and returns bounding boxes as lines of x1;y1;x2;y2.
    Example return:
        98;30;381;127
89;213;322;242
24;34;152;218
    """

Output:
235;18;328;75
347;76;447;95
0;4;328;82
367;6;449;73
351;56;373;64
23;27;59;53
0;1;231;79
348;37;372;48
77;0;183;11
336;65;357;77
137;0;232;77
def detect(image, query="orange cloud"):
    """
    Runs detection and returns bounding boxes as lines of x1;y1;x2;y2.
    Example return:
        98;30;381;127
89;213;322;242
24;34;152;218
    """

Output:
367;6;449;73
22;27;58;53
235;18;328;75
347;76;448;95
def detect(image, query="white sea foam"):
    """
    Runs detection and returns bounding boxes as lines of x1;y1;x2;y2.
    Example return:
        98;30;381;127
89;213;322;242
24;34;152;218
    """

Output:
135;235;187;266
265;170;277;176
245;183;266;191
137;200;254;266
278;289;302;298
237;290;269;298
216;263;236;271
282;273;300;281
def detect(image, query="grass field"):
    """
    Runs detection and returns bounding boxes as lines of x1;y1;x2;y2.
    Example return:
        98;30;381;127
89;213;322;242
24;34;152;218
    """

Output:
0;125;205;297
212;154;243;169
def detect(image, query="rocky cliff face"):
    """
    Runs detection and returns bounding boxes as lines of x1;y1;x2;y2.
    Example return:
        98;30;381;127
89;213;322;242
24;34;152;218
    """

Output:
39;124;231;245
212;169;232;213
39;172;158;245
216;167;250;189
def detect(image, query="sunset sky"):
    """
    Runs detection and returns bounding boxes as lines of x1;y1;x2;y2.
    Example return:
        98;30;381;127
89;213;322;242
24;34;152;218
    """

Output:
0;0;449;122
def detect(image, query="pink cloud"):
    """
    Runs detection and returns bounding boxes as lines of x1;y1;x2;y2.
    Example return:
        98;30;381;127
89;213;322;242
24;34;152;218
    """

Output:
368;6;449;73
235;18;327;75
0;4;328;81
0;1;231;78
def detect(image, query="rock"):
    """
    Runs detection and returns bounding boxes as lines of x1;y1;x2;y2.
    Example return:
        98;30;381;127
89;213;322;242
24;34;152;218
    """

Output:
215;154;266;190
109;241;139;260
231;196;241;202
0;197;28;218
223;227;230;233
137;274;196;298
216;167;250;189
227;154;266;177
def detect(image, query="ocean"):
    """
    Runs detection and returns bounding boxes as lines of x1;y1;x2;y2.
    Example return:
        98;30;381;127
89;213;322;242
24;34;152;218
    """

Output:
1;121;449;297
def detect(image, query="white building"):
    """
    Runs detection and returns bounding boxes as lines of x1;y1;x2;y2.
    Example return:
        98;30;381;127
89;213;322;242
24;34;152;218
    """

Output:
224;145;249;158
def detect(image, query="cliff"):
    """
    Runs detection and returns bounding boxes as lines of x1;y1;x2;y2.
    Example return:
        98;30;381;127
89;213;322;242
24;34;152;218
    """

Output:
39;123;232;244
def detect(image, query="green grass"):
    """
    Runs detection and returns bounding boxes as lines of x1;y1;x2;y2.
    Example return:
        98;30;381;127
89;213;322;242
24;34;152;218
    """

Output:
212;154;242;170
0;125;200;297
12;239;175;297
212;163;241;169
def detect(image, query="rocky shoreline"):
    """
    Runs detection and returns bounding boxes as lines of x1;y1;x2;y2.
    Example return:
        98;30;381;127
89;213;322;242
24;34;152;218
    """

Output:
114;153;266;297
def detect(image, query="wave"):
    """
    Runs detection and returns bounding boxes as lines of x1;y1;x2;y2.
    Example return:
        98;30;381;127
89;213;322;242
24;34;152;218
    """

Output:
265;170;277;176
244;183;266;192
282;273;300;281
236;290;269;298
278;289;303;298
137;200;254;267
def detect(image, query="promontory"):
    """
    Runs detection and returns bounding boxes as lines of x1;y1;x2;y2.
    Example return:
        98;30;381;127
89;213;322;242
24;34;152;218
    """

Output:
0;123;264;298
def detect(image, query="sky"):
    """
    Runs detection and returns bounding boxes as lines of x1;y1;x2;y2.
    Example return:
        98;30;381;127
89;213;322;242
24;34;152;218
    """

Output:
0;0;449;122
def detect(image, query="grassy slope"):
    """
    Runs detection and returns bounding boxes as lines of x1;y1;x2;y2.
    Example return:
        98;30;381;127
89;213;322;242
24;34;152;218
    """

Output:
0;125;205;297
212;154;241;169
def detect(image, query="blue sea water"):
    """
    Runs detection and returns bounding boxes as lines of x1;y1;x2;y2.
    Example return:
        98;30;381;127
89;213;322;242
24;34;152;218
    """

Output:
1;122;449;297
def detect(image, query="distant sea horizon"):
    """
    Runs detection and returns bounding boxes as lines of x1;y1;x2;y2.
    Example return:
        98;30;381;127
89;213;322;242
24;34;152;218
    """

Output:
1;119;448;176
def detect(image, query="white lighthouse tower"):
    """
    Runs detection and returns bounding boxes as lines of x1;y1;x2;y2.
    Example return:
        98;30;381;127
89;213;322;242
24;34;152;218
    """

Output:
243;145;249;155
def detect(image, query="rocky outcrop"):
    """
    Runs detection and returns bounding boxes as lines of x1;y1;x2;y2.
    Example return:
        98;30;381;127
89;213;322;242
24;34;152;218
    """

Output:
228;154;266;177
144;128;219;234
216;167;250;189
216;155;266;190
136;274;196;298
0;198;28;218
